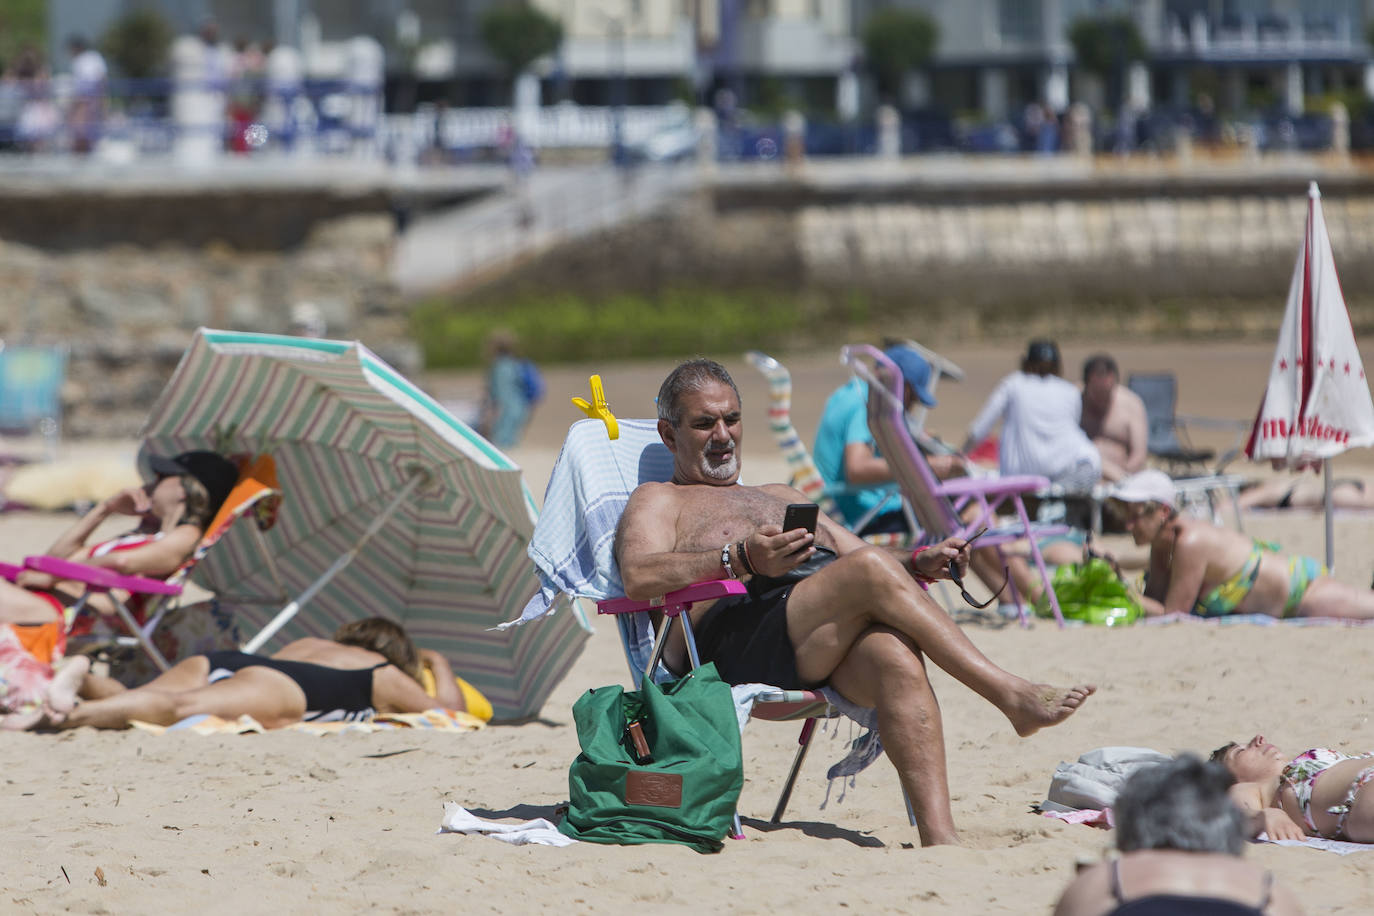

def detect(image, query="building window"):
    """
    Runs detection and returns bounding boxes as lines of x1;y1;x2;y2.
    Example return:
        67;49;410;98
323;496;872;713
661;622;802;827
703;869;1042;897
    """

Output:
998;0;1041;45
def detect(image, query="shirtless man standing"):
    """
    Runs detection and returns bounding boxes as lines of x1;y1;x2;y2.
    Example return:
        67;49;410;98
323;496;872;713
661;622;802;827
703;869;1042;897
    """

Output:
1080;354;1147;483
615;359;1096;846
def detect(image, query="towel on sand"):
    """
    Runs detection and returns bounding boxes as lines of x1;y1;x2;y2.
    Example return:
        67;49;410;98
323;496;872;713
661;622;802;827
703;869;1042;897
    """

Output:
127;708;485;735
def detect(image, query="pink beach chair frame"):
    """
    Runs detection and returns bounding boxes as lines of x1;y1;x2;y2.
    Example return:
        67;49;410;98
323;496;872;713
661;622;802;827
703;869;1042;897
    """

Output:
843;345;1068;627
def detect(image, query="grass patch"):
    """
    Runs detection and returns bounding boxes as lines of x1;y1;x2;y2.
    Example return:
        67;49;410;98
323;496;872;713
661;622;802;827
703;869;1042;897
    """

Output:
412;289;809;368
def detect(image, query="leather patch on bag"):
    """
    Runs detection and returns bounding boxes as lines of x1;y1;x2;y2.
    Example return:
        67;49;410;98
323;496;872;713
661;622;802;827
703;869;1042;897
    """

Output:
625;770;683;808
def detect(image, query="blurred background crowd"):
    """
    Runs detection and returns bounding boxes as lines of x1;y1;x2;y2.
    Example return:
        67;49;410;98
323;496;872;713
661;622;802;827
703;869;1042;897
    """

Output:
2;0;1374;164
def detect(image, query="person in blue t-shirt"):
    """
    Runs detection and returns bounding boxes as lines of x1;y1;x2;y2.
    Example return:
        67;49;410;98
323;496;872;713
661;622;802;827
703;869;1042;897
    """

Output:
813;345;965;536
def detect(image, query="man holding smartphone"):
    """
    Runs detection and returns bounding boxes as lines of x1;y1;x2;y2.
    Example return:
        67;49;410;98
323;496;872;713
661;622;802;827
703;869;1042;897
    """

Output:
616;358;1096;847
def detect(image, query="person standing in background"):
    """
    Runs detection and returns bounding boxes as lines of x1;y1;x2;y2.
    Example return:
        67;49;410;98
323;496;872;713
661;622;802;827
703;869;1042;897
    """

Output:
66;35;106;154
479;329;532;449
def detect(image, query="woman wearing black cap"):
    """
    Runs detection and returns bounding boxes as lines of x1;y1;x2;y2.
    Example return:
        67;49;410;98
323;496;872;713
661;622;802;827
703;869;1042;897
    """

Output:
0;451;239;696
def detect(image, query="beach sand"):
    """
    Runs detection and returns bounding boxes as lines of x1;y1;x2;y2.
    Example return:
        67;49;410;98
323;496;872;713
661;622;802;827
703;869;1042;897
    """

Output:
3;339;1374;913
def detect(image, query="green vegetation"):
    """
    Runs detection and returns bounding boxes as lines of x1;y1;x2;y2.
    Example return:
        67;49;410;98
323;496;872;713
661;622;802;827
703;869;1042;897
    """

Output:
860;8;938;104
101;8;173;78
412;290;808;368
1067;14;1145;78
0;0;45;70
480;2;562;81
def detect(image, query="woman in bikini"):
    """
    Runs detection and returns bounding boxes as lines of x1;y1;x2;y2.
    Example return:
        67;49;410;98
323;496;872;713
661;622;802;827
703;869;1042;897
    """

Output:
1108;469;1374;619
1213;734;1374;844
33;617;464;730
0;451;239;726
1055;754;1302;916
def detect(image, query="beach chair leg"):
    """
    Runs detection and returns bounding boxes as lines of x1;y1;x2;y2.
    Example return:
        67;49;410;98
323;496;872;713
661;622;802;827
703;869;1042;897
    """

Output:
112;598;170;671
1013;499;1065;628
771;717;817;824
903;789;917;827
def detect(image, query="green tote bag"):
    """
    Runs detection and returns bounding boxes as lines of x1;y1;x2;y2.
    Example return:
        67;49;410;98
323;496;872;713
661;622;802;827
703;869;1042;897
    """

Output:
558;662;744;853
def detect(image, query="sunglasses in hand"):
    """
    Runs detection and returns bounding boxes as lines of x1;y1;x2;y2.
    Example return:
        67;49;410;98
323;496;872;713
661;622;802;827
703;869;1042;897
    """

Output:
947;527;1007;609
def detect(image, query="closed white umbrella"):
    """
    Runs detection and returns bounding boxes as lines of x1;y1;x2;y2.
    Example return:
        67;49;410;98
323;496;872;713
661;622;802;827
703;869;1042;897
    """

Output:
1245;182;1374;569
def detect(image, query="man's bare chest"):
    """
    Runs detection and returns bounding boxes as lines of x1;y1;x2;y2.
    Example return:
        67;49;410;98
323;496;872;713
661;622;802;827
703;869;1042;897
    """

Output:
673;486;794;551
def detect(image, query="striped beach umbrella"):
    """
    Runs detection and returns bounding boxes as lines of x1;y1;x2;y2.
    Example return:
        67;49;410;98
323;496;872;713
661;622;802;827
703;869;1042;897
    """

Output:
139;328;590;720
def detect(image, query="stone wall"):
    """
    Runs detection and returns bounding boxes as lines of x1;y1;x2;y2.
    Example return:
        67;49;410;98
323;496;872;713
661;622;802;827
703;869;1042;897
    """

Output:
0;211;413;438
468;177;1374;344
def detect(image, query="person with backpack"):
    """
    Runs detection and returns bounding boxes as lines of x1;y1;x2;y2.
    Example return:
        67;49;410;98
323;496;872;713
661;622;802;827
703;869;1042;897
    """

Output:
479;329;540;448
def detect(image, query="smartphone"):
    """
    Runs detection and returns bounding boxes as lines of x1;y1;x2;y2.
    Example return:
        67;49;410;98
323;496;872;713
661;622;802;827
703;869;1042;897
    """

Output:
782;503;820;536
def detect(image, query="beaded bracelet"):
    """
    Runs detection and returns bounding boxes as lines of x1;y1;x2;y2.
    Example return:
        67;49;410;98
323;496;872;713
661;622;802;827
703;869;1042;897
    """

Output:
720;543;738;579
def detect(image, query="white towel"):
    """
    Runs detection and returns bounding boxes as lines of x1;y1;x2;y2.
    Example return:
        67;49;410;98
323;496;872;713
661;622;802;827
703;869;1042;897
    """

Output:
439;804;577;847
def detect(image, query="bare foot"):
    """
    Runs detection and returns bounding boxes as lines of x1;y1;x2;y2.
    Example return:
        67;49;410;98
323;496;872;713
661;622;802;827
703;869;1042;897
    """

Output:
43;655;91;725
1009;683;1096;737
0;707;46;731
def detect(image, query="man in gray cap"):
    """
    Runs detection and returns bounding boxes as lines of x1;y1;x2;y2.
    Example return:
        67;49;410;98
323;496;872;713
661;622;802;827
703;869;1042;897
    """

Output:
814;343;964;535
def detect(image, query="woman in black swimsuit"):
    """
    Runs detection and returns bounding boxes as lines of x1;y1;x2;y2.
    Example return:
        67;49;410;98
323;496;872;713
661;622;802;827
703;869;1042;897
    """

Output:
37;617;464;730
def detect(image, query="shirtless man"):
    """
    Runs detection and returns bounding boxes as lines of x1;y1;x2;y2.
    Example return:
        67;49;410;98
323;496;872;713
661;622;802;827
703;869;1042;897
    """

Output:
615;359;1096;846
1111;469;1374;619
1080;354;1147;483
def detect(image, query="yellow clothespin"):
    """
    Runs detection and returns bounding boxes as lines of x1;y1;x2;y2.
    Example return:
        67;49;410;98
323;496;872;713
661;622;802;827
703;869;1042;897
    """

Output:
572;374;619;440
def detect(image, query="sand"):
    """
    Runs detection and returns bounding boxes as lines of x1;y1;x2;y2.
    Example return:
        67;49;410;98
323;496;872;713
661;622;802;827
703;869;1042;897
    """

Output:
3;339;1374;913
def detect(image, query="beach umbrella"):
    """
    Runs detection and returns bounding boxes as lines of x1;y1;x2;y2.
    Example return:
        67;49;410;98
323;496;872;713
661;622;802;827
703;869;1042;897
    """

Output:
1244;182;1374;569
139;328;591;720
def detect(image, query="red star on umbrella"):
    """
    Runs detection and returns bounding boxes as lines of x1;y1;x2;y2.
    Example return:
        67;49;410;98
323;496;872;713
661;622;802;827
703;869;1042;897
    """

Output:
1279;358;1288;370
1345;362;1352;375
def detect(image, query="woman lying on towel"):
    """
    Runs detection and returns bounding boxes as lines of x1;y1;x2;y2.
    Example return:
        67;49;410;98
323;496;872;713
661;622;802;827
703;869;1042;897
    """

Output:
0;451;239;726
1108;469;1374;620
24;617;466;731
1213;734;1374;844
1054;754;1302;916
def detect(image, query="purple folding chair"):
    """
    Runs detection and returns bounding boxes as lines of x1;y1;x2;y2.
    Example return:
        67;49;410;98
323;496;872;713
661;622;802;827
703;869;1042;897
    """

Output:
843;345;1068;626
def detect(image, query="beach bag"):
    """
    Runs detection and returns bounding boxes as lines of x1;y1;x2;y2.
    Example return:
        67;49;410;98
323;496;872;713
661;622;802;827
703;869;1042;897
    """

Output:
1034;558;1142;626
559;663;743;853
518;359;545;405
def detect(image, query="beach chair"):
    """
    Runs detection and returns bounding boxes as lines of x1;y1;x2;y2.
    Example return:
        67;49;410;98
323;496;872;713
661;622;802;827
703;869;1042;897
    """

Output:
844;345;1069;626
1127;373;1248;529
520;417;913;829
0;342;67;461
26;454;283;671
744;350;913;542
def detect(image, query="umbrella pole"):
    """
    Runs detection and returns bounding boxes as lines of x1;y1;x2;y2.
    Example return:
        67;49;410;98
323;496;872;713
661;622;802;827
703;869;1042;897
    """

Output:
242;470;427;654
1324;458;1335;571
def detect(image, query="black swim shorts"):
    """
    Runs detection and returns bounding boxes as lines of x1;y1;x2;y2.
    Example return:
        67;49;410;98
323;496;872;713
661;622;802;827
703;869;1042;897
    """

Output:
691;547;838;690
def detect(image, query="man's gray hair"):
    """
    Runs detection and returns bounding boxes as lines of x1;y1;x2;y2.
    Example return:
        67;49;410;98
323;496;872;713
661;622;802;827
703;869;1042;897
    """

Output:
1114;754;1247;856
656;359;741;426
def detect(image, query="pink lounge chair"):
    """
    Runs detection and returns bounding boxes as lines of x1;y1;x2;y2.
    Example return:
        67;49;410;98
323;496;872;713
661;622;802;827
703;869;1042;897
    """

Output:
24;455;283;671
844;345;1068;626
